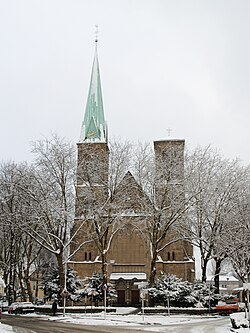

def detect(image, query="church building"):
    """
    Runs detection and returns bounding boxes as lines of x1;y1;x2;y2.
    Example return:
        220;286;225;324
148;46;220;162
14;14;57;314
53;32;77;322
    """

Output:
69;40;195;306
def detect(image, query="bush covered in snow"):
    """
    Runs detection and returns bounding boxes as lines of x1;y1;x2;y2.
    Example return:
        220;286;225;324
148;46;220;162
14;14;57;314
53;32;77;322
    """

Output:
81;272;117;304
42;265;81;303
148;274;220;308
230;312;249;329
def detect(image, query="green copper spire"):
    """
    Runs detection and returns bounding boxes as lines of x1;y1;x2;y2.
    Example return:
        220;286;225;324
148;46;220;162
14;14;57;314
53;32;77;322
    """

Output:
80;40;107;143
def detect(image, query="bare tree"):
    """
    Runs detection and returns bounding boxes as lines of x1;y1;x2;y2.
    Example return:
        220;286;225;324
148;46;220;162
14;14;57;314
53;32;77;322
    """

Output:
223;180;250;283
185;145;248;287
21;134;77;295
0;162;42;303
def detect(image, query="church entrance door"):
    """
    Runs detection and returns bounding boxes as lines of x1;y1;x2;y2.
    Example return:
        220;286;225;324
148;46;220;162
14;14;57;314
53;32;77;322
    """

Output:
131;290;140;305
117;290;125;305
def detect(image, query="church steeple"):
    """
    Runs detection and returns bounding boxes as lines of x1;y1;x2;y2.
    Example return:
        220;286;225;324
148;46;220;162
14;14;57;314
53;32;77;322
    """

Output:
80;39;107;143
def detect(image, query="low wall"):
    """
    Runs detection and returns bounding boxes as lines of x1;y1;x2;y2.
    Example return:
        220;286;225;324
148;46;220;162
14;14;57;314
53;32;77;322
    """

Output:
144;307;214;315
35;306;116;314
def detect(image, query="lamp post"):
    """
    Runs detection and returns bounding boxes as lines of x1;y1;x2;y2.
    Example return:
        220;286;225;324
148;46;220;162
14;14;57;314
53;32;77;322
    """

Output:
103;283;107;320
135;281;148;322
184;256;189;281
243;283;250;328
167;290;170;316
62;259;67;317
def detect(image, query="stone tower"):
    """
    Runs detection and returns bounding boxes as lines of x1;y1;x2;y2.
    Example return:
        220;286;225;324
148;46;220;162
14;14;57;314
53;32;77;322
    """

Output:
154;139;194;281
71;40;109;276
76;39;109;217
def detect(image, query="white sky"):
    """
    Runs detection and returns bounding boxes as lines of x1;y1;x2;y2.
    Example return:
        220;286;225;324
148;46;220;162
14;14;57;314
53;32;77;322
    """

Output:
1;0;250;164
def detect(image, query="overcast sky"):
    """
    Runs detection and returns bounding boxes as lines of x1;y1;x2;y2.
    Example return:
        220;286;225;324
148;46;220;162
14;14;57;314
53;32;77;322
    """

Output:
1;0;250;164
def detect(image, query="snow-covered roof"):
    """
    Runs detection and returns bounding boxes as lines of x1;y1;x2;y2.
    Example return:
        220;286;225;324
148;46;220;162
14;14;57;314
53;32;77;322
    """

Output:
110;273;147;281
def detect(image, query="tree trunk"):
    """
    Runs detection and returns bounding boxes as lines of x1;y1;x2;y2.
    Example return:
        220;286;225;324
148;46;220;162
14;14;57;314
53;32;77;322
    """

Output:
19;277;26;301
12;264;17;302
8;228;15;305
56;252;65;304
18;263;27;301
214;257;222;294
201;257;208;283
24;268;33;302
148;250;157;307
35;271;39;299
149;255;157;288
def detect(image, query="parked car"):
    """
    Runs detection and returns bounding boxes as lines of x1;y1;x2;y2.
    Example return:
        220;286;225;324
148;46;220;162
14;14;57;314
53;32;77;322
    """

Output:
0;300;8;311
8;302;35;314
34;298;44;305
216;298;240;315
8;302;19;314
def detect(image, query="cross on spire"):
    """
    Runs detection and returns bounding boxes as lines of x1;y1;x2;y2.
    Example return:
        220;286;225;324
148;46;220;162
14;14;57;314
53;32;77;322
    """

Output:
166;128;172;137
95;24;99;43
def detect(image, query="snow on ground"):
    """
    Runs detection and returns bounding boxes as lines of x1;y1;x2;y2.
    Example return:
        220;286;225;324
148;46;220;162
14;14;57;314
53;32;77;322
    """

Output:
230;312;250;332
2;307;245;333
0;323;13;332
2;307;234;332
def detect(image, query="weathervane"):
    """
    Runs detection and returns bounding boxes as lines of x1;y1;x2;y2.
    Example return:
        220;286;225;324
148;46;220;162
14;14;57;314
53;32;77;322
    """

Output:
95;24;99;43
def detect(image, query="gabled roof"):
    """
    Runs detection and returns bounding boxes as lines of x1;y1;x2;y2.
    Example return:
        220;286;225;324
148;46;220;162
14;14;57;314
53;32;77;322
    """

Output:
112;171;152;215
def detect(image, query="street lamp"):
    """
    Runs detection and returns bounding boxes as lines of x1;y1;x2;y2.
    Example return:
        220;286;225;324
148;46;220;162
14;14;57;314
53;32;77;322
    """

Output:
103;283;107;320
134;282;148;322
167;290;170;316
243;283;250;328
62;259;68;317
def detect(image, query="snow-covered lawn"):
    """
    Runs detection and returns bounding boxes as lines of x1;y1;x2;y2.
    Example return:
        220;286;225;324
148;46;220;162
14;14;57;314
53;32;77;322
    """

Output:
46;312;215;326
0;307;235;332
0;323;14;332
229;312;250;332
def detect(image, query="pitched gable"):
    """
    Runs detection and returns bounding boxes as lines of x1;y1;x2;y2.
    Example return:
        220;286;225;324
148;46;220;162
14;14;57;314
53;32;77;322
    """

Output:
112;171;152;215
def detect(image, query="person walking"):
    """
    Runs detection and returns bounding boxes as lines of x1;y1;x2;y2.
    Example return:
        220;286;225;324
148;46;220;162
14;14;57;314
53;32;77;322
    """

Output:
52;300;57;316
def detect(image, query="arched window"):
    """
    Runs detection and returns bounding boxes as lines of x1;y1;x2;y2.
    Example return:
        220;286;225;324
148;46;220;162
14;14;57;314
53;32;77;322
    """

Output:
167;252;170;261
172;252;175;261
89;252;92;261
84;252;88;261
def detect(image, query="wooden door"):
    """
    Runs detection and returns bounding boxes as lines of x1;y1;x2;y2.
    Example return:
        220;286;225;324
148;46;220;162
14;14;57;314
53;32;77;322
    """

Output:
131;290;140;305
117;290;125;305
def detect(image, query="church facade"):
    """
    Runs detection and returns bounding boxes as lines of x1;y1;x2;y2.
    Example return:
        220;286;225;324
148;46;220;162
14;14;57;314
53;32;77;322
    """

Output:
69;41;195;306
